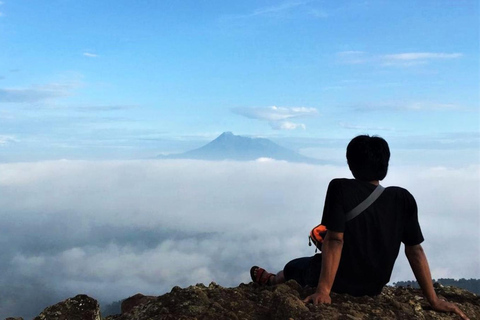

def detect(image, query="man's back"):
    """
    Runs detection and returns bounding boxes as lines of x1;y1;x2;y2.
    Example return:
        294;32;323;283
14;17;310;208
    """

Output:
321;178;424;296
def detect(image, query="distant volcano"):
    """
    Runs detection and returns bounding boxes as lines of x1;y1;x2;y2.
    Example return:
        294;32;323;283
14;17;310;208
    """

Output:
158;132;325;164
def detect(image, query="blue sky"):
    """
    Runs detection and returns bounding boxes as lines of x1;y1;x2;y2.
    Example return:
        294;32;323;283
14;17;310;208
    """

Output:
0;0;479;163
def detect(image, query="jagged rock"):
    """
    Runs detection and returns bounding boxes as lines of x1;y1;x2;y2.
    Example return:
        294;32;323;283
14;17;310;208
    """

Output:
5;318;24;320
33;294;101;320
104;281;480;320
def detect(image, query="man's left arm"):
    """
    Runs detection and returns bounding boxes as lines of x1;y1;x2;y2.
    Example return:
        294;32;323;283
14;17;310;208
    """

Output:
405;244;469;320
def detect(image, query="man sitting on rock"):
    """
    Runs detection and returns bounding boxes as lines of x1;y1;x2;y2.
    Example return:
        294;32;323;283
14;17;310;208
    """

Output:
250;135;468;320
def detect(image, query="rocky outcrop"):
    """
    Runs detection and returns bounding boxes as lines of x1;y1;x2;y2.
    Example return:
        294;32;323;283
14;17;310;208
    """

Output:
120;293;157;314
32;294;101;320
105;281;479;320
15;282;479;320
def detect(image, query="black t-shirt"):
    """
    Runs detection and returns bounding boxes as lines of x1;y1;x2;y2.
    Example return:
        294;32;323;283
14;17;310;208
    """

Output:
320;178;424;296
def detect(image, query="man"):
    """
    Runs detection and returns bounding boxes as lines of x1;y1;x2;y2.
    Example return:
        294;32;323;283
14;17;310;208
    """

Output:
251;135;468;320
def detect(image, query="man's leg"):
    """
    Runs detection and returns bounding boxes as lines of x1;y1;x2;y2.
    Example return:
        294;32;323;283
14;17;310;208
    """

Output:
271;270;285;285
251;267;284;285
251;255;317;286
283;255;320;287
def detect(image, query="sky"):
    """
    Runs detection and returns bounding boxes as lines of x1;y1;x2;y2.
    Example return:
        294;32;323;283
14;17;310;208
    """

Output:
0;0;478;162
0;0;479;318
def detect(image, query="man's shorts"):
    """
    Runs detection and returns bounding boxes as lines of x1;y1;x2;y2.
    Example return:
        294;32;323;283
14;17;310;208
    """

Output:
283;254;322;287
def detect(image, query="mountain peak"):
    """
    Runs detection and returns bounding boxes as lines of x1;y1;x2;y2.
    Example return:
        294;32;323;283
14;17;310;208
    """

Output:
215;131;236;141
159;132;325;164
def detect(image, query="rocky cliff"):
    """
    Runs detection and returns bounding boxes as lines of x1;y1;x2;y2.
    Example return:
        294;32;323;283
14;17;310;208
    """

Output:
18;281;480;320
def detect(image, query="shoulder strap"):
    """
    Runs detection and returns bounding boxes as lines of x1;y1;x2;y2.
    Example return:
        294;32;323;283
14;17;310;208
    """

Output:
345;185;385;222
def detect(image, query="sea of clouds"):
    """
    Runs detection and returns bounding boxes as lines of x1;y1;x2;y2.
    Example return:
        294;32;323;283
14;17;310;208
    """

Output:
0;159;478;318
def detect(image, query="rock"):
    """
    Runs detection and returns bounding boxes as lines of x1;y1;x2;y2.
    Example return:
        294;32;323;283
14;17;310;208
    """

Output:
5;318;24;320
33;294;100;320
24;283;479;320
121;293;156;314
103;281;480;320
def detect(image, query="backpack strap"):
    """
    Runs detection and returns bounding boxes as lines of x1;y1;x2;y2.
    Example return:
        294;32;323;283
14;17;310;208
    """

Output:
345;185;385;222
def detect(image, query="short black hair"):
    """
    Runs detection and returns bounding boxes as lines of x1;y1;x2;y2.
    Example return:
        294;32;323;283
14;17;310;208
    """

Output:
346;135;390;181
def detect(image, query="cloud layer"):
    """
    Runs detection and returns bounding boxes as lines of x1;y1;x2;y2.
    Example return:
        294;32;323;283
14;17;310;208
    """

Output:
0;160;478;318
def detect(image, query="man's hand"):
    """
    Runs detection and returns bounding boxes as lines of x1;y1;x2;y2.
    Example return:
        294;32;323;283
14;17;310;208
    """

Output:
430;298;469;320
303;292;331;305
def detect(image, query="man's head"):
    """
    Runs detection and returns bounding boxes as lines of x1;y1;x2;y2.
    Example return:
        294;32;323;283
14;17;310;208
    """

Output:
346;135;390;181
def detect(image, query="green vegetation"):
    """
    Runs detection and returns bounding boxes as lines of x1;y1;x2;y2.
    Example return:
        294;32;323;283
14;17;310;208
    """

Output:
394;278;480;295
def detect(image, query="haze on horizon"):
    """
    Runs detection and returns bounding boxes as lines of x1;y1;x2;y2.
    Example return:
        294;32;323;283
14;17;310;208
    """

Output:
0;0;478;318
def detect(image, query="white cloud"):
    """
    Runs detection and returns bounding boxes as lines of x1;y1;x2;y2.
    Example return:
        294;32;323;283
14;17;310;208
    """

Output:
382;52;463;61
336;51;463;67
380;52;462;67
0;160;477;318
83;52;98;58
271;121;306;130
75;105;134;112
351;101;463;112
252;1;307;16
221;1;327;21
339;122;394;131
0;135;17;145
233;106;318;121
401;102;460;111
256;157;275;162
0;87;63;103
0;81;80;103
232;106;317;130
387;164;480;281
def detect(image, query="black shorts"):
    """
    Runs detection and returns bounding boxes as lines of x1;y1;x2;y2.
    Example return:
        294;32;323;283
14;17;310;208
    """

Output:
283;254;385;296
283;254;322;287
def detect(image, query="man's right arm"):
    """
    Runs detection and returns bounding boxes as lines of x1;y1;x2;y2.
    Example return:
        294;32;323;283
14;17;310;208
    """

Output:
303;230;344;305
405;244;469;320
